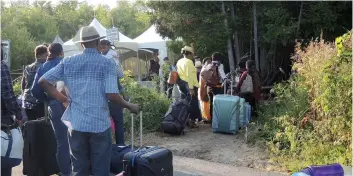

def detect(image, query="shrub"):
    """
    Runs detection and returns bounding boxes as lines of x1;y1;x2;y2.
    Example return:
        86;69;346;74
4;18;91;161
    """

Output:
13;79;22;96
120;71;171;134
254;31;352;172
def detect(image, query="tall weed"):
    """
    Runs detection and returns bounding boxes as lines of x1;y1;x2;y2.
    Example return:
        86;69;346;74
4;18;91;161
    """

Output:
256;31;352;172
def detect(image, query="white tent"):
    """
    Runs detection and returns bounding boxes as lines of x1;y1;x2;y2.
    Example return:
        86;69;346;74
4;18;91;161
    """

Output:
52;35;64;45
133;25;169;67
63;18;138;57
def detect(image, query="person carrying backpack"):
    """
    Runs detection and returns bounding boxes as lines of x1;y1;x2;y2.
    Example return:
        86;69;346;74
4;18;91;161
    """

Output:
31;43;71;176
200;52;227;122
235;60;262;116
21;45;48;121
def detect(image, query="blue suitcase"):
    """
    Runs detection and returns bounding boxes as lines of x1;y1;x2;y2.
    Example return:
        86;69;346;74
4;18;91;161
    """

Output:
122;112;173;176
239;100;252;128
212;93;241;134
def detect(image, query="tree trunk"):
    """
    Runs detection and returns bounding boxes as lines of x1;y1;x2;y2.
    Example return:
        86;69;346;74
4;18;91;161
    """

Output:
221;1;235;71
253;2;260;71
296;1;304;38
230;2;241;65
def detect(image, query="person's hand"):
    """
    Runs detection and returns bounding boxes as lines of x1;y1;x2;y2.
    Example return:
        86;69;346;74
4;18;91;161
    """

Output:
189;89;195;96
128;103;140;114
116;171;125;176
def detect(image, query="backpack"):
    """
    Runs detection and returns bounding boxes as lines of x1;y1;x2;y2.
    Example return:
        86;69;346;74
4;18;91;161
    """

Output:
201;63;220;87
23;63;43;104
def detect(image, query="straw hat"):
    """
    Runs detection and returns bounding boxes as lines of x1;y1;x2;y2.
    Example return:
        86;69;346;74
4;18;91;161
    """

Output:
76;26;105;43
181;46;194;54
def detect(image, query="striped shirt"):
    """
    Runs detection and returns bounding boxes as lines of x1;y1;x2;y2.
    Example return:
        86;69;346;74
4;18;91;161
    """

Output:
42;48;119;133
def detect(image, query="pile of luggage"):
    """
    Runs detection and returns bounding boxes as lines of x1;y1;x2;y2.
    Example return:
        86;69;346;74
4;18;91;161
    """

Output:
162;82;252;136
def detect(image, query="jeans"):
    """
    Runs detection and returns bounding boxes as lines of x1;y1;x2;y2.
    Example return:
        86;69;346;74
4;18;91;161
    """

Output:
109;102;125;145
1;167;12;176
68;128;112;176
48;100;71;176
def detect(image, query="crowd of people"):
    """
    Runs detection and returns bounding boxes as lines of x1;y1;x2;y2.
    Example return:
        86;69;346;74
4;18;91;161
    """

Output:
1;26;138;176
164;45;262;127
1;26;261;175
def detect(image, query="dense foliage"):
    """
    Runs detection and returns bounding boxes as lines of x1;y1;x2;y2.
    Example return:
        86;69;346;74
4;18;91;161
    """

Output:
120;72;171;134
148;1;352;78
1;0;151;70
252;31;352;172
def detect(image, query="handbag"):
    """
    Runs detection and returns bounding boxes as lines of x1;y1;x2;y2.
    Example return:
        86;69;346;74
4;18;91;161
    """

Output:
1;123;24;168
240;74;254;93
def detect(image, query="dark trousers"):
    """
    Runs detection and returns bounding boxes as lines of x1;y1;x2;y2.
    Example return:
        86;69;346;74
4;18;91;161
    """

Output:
1;167;12;176
177;80;201;121
68;128;112;176
48;101;71;176
25;102;45;121
208;86;223;122
109;102;125;145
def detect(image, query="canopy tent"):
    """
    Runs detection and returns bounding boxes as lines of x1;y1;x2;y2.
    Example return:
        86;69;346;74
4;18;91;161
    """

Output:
133;25;170;67
52;35;64;45
63;18;139;57
62;18;156;80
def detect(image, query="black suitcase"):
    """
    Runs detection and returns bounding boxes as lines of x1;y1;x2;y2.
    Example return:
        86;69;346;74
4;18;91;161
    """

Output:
122;112;173;176
22;104;59;176
162;99;190;135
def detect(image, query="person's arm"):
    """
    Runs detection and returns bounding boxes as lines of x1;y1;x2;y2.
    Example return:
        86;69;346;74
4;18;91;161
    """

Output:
236;71;247;93
1;63;22;120
185;60;198;89
105;60;139;113
39;61;68;104
219;64;227;81
21;67;27;91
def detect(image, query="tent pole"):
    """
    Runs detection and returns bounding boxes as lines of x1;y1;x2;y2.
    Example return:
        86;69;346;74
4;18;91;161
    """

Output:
137;51;141;83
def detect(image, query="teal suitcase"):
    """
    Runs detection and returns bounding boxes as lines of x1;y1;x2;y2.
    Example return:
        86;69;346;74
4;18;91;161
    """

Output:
212;94;240;134
239;100;252;128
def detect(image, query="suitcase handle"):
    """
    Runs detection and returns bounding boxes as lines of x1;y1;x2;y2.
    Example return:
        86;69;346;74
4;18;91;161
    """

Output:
224;80;234;95
131;111;143;151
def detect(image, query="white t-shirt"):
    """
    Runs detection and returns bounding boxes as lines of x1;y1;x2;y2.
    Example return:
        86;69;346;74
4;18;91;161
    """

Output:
104;49;123;71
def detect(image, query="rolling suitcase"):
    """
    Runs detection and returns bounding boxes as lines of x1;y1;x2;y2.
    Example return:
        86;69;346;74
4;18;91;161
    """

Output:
162;98;190;135
22;103;59;176
123;112;173;176
212;81;241;134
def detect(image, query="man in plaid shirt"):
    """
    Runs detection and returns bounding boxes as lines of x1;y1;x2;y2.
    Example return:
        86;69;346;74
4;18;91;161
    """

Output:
1;48;22;176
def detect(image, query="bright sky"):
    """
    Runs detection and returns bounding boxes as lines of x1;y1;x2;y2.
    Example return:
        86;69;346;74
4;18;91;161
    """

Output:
4;0;136;8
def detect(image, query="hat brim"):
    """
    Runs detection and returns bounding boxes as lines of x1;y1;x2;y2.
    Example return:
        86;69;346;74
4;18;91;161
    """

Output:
75;36;106;43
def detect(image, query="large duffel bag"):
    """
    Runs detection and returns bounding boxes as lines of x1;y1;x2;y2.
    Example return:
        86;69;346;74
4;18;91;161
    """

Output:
1;123;23;169
212;83;241;134
123;112;173;176
162;98;190;135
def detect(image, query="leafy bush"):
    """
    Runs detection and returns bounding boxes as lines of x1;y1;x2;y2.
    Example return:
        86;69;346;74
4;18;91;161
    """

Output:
13;79;22;96
254;31;352;172
120;71;171;134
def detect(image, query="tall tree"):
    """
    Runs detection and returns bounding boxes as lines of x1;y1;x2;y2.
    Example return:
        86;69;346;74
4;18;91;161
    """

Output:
221;1;235;71
253;2;259;71
230;2;241;65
